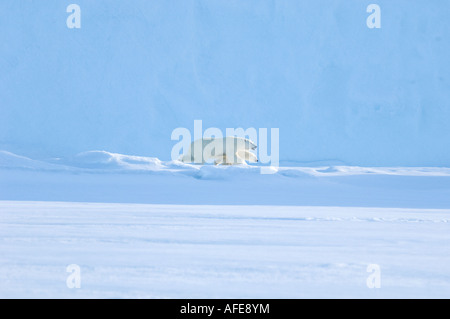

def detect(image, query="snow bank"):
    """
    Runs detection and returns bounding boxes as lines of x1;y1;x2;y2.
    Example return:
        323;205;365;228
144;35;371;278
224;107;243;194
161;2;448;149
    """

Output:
0;150;66;171
65;151;165;171
2;150;450;178
1;150;450;208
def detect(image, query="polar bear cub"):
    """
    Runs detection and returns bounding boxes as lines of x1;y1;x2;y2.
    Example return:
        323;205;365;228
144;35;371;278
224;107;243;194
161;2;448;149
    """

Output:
180;137;258;165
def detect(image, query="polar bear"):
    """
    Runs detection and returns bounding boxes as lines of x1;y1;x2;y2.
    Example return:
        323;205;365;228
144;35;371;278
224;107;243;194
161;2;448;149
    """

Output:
180;137;258;165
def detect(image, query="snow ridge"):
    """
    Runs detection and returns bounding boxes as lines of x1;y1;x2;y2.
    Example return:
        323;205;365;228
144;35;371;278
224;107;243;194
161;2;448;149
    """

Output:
1;150;450;179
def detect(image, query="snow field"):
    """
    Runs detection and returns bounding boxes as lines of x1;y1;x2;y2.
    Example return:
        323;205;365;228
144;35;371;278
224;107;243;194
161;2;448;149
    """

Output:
1;201;449;298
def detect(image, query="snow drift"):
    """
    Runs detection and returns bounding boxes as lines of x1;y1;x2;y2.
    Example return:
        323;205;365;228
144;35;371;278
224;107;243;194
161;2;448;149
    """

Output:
1;150;450;208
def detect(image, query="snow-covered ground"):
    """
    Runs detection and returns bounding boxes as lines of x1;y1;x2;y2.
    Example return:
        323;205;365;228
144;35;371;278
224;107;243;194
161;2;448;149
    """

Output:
1;150;450;208
1;151;450;298
1;201;449;299
1;0;450;299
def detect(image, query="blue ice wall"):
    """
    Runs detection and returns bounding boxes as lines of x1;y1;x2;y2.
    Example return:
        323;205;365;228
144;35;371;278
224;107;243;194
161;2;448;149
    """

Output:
1;0;449;165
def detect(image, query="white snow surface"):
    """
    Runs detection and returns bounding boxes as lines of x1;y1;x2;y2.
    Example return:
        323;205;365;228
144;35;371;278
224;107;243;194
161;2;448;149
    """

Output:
3;149;450;176
1;150;450;298
1;201;449;298
2;0;450;298
2;150;450;208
